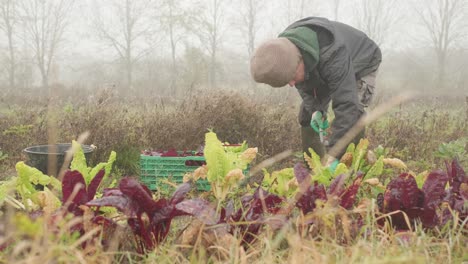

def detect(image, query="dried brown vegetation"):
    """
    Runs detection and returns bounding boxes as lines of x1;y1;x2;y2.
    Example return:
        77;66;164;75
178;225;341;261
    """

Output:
1;89;466;177
0;89;301;177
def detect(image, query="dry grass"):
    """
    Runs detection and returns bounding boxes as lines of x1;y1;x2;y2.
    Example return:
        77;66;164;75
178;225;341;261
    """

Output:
0;89;467;263
0;90;301;178
1;89;466;179
1;203;466;264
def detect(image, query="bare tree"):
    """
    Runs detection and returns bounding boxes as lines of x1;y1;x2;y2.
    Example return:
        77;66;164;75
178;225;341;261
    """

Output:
415;0;468;89
193;0;227;89
236;0;265;89
0;0;18;89
158;0;194;94
19;0;74;89
92;0;155;91
353;0;399;47
238;0;265;59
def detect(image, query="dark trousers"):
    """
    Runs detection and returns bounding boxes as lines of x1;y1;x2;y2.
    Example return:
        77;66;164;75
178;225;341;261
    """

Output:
301;69;377;159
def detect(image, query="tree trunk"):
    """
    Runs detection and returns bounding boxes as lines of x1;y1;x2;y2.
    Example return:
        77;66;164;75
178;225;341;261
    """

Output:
210;49;216;89
169;3;177;96
8;28;15;89
436;52;446;89
126;55;132;91
125;0;133;91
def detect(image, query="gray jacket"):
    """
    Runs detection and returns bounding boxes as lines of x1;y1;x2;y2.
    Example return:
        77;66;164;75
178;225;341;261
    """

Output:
285;17;382;153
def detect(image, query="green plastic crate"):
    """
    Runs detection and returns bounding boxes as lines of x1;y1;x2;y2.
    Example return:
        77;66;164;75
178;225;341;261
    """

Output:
140;152;210;192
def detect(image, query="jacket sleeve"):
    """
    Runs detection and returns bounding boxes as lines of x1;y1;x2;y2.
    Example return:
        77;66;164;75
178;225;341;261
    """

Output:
296;86;319;127
320;46;363;157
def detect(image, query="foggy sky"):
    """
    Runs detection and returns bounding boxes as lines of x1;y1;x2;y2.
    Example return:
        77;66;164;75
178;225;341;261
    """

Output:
0;0;467;95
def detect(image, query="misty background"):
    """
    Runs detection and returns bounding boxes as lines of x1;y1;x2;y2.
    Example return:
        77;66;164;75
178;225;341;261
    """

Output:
0;0;467;102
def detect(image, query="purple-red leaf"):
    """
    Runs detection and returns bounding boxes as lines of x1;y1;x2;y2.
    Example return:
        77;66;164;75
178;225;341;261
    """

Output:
252;188;284;214
87;169;105;201
296;183;327;214
128;218;155;252
422;170;448;209
103;188;123;197
446;159;467;193
92;215;117;229
175;199;219;225
62;170;88;215
87;196;131;215
384;173;420;211
329;174;346;196
169;182;191;205
119;177;157;215
340;172;364;209
222;200;235;223
294;162;310;185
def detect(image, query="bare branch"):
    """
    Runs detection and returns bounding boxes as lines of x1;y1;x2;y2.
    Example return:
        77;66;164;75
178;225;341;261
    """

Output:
19;0;75;89
353;0;400;47
91;0;156;90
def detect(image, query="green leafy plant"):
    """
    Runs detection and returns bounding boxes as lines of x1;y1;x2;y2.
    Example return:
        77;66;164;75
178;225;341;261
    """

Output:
434;138;467;162
204;131;257;202
304;148;341;186
0;162;61;211
70;140;116;185
0;141;116;212
261;167;296;197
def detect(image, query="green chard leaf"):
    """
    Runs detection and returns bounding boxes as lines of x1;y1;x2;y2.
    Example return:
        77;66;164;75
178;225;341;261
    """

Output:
313;169;333;185
346;143;356;154
306;147;323;172
0;178;17;206
70;140;116;185
352;139;369;172
205;131;230;182
87;151;116;185
365;156;384;179
14;162;61;210
70;140;90;181
274;168;295;196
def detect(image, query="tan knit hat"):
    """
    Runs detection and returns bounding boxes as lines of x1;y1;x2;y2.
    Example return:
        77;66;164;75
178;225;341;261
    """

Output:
250;38;302;87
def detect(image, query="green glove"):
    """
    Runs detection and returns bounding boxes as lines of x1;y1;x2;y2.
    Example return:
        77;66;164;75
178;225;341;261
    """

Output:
310;111;329;134
329;159;339;173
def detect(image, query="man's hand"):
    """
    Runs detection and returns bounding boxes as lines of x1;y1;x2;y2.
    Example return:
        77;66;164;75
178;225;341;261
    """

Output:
310;111;329;133
310;111;330;144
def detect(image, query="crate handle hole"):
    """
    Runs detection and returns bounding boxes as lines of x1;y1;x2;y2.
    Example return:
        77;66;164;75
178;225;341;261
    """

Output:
184;160;206;167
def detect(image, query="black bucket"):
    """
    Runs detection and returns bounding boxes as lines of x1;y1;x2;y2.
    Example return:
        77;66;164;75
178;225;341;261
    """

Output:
23;143;94;176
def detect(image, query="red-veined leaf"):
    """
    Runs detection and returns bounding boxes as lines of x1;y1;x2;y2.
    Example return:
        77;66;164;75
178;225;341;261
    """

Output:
421;170;448;209
384;173;420;210
119;177;157;215
87;169;105;201
175;198;218;225
169;182;191;205
340;172;363;209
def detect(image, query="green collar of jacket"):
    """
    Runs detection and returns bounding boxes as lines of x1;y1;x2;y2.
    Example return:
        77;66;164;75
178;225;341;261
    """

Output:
278;26;320;80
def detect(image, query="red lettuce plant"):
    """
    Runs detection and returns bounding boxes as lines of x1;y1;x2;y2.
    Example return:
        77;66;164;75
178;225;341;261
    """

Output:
228;188;284;244
86;178;193;253
176;187;285;246
62;170;105;216
60;169;117;238
294;162;364;214
378;159;467;230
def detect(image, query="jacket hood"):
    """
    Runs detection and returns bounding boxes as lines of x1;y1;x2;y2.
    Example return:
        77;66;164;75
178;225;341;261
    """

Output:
278;26;320;71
